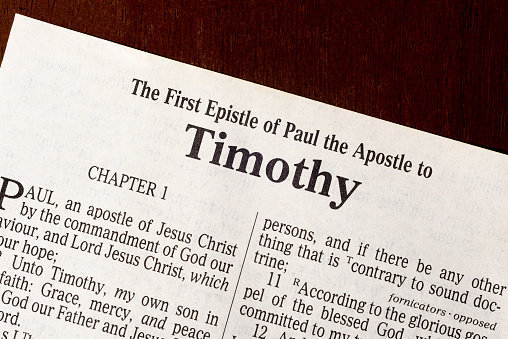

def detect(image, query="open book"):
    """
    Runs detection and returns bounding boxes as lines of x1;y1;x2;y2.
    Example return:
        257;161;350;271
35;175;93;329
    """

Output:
0;15;506;339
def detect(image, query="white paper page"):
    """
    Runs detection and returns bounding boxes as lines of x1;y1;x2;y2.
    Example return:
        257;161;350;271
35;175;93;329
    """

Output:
0;15;506;339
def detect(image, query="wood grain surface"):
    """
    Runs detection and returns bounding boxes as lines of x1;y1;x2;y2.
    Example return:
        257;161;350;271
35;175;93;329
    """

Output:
1;1;506;153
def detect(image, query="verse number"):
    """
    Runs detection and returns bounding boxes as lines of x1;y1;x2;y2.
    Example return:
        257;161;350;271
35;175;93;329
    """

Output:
253;323;267;339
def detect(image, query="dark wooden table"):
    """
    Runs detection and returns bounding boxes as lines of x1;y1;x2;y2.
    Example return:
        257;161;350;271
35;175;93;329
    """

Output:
1;1;506;153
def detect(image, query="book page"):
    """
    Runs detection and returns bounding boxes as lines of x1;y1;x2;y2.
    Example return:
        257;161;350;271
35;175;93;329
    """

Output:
0;15;506;339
